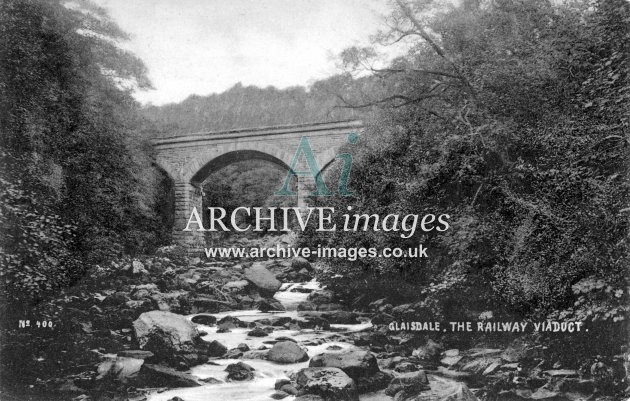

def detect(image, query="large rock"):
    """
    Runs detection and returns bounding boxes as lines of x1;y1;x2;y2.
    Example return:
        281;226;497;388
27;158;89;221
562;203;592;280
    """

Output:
413;339;443;368
355;371;393;393
291;257;311;271
385;371;430;395
309;349;379;381
201;339;227;357
268;341;309;364
133;311;199;356
307;290;333;305
258;298;285;312
131;260;148;275
244;263;282;296
296;367;359;401
191;314;217;325
225;361;255;381
223;280;249;293
421;383;478;401
96;357;144;382
138;364;200;387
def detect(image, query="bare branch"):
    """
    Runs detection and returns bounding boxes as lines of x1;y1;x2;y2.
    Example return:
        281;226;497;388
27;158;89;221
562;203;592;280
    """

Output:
394;0;478;101
371;67;460;79
333;92;440;109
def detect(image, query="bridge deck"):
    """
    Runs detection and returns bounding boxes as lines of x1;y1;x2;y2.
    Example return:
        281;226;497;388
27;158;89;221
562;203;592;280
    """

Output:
152;119;363;147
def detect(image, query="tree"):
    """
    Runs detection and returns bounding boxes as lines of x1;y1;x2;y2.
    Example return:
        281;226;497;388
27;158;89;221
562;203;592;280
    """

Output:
0;0;159;315
301;0;629;333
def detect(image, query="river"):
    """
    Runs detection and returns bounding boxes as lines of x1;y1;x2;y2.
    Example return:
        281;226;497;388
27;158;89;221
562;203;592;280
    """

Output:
147;280;467;401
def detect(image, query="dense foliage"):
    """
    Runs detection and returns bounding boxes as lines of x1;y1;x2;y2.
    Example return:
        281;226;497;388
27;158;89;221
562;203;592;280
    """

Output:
300;0;629;330
142;80;361;136
0;0;165;317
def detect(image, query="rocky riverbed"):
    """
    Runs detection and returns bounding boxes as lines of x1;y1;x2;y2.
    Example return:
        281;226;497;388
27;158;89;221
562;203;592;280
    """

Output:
1;236;627;401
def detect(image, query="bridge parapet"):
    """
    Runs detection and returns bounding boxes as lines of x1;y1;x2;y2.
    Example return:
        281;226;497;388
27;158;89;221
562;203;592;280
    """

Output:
151;120;364;249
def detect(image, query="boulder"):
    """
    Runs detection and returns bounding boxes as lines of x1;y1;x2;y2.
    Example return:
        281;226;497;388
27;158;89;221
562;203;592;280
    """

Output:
258;298;285;312
133;311;199;356
290;257;311;271
413;339;443;367
441;355;463;367
202;339;227;357
355;371;393;393
268;341;309;364
297;302;317;311
131;260;148;275
309;349;379;381
244;263;281;296
224;349;243;359
370;312;395;325
247;327;269;337
225;361;255;381
242;350;269;360
138;364;200;387
191;297;234;313
391;303;414;316
435;383;478;401
237;343;250;352
280;384;299;395
102;292;128;306
501;343;530;363
298;316;331;330
307;290;333;305
96;357;144;381
296;367;359;401
223;280;249;293
395;362;420;373
275;378;291;389
385;371;430;395
191;314;217;325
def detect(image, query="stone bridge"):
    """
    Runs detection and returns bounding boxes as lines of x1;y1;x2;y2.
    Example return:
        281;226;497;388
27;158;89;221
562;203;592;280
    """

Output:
152;120;364;247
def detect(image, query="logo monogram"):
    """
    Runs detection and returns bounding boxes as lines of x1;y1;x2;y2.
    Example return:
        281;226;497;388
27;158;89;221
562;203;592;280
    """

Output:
275;133;358;197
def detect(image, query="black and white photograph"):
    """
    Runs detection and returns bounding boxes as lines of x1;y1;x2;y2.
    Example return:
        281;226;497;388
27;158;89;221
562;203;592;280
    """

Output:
0;0;628;400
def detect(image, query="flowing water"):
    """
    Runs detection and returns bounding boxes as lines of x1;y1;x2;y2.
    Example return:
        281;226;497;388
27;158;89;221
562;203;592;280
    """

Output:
147;279;463;401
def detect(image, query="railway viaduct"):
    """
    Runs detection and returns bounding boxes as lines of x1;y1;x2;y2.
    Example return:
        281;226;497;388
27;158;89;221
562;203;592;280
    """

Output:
152;120;363;247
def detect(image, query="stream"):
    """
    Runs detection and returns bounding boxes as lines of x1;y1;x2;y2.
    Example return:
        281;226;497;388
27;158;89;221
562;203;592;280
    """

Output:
147;280;466;401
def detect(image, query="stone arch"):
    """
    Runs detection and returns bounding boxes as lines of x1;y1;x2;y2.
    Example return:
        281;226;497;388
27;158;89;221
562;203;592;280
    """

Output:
152;120;365;249
189;149;292;185
171;147;299;249
182;143;294;185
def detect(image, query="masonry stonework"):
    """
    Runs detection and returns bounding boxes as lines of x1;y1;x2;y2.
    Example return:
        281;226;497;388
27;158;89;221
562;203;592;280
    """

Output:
152;120;364;249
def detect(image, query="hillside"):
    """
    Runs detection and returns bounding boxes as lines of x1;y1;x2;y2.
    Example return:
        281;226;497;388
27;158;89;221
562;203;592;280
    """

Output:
141;76;366;136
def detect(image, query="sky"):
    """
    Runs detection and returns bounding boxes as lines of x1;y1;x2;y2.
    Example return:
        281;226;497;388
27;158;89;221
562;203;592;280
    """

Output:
93;0;393;105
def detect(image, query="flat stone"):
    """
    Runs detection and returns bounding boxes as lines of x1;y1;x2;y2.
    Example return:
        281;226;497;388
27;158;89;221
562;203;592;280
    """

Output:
268;341;309;364
309;349;379;381
543;369;579;378
296;367;358;401
138;364;200;387
118;350;154;360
